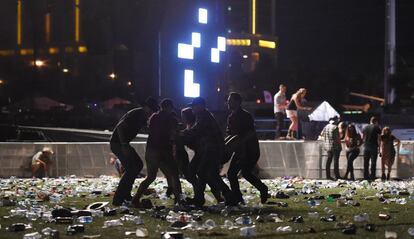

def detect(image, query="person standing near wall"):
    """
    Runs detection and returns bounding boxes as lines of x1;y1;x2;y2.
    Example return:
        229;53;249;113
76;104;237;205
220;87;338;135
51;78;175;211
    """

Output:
379;126;400;180
286;88;311;139
362;116;381;180
343;124;362;180
274;84;288;139
320;116;342;180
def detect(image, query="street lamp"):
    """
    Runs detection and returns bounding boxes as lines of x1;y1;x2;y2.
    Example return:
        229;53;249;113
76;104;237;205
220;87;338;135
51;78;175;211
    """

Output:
33;60;46;67
109;73;116;79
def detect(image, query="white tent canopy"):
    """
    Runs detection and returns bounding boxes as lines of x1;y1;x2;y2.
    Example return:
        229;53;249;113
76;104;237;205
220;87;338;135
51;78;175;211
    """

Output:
308;101;340;122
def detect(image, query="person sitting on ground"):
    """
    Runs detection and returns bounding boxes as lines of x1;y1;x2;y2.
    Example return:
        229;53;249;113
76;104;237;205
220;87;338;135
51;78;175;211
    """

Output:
109;153;125;177
379;126;400;180
32;147;54;178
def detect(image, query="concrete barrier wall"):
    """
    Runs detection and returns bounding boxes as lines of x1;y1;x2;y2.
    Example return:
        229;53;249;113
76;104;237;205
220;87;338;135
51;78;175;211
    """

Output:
1;141;413;179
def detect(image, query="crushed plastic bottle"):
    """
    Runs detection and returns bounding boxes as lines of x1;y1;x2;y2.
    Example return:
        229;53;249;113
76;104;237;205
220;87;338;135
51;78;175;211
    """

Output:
23;232;42;239
240;226;256;236
385;231;398;239
395;198;407;205
324;207;333;214
407;227;414;236
78;216;93;224
135;227;149;237
120;215;144;225
235;216;252;225
203;219;216;229
308;212;319;219
276;226;292;232
354;213;369;222
103;219;123;228
221;220;235;229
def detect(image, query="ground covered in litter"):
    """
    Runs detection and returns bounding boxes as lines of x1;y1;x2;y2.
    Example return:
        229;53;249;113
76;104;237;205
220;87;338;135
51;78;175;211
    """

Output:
1;176;414;238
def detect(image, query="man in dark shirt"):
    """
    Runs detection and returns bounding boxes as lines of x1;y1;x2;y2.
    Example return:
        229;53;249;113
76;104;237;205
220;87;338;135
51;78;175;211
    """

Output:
110;97;159;206
132;99;183;207
362;116;381;180
225;92;269;204
182;97;236;207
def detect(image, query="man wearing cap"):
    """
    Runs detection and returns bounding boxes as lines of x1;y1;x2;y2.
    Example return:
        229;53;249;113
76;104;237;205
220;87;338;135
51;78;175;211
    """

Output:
319;116;342;180
132;98;183;207
110;97;159;206
225;92;269;204
182;97;235;207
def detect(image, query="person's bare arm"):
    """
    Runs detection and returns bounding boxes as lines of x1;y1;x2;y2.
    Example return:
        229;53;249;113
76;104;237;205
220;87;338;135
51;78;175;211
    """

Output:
294;95;311;110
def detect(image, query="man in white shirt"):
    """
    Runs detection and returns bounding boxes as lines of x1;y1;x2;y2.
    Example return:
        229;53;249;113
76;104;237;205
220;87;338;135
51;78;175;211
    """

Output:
273;84;287;139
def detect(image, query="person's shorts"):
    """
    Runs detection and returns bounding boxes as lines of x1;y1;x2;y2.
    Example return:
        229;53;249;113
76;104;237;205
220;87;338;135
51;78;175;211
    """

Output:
286;110;297;118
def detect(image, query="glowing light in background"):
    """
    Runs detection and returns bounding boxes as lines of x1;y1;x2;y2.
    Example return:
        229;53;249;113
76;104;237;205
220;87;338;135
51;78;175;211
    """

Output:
217;36;226;52
211;36;226;63
184;69;200;98
198;8;208;24
211;48;220;63
192;32;201;48
178;43;194;59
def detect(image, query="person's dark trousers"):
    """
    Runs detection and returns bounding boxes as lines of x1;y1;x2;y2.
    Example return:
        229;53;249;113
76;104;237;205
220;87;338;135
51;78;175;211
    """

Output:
344;148;360;180
193;149;233;206
133;148;182;204
227;136;267;202
110;141;143;206
227;159;267;202
325;149;341;179
274;112;285;138
363;147;378;180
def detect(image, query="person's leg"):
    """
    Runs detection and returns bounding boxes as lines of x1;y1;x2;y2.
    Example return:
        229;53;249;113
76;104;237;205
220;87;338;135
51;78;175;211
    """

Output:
275;112;283;138
333;149;341;179
131;150;158;206
349;148;359;180
325;150;333;179
159;151;182;203
363;149;371;180
344;151;351;179
227;159;242;202
240;163;268;203
370;148;378;180
112;143;143;206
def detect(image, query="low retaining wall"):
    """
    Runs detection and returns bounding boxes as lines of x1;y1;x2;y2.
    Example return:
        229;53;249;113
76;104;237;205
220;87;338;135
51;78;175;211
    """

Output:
1;141;413;179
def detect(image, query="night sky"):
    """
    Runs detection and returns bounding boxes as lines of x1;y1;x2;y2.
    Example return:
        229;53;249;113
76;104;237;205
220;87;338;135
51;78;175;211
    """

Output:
0;0;414;107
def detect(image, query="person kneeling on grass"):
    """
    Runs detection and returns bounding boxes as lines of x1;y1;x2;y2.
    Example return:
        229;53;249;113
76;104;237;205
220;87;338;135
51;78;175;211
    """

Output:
32;147;54;178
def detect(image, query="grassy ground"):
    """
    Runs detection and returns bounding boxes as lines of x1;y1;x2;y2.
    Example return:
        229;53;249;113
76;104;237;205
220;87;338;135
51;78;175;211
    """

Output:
1;178;414;239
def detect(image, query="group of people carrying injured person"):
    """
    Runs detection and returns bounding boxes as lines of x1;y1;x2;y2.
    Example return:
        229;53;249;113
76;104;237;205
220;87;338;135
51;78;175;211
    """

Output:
109;93;268;208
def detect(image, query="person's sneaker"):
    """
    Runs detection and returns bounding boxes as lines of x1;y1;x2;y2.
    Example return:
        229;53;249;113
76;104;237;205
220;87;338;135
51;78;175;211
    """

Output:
275;191;289;199
132;198;153;209
260;189;269;204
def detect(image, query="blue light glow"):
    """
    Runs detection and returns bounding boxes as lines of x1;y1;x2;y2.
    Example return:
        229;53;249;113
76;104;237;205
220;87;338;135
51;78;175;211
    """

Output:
198;8;208;24
211;48;220;63
184;69;200;98
177;43;194;59
192;32;201;48
217;36;226;52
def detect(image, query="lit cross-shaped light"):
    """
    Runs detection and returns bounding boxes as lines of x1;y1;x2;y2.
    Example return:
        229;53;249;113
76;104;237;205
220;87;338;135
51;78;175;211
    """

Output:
184;69;200;98
211;36;226;63
198;8;208;24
